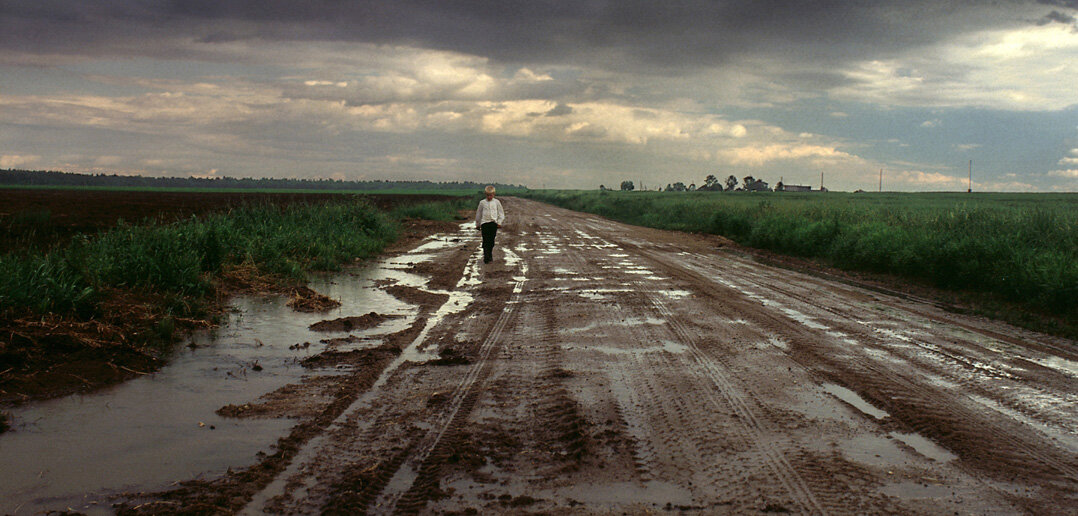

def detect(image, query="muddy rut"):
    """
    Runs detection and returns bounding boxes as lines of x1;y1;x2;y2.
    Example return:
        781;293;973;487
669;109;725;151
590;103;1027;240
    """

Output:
138;198;1076;515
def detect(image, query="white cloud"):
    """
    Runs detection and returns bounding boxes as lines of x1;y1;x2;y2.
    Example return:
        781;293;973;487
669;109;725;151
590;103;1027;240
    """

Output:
1048;169;1078;178
980;180;1038;192
1060;149;1078;166
921;119;941;128
0;154;41;168
716;143;855;167
892;170;966;187
833;24;1078;111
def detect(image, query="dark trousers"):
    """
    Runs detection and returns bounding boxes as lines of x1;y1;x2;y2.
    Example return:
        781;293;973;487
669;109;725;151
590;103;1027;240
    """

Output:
480;222;498;263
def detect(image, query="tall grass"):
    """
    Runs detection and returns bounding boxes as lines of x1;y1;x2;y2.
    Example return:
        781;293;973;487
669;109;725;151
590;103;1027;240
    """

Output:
0;200;400;318
522;190;1077;324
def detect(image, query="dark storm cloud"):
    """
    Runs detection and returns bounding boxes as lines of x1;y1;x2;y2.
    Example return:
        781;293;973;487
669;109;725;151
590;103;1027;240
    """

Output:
2;0;1067;73
1039;10;1077;23
1038;0;1078;9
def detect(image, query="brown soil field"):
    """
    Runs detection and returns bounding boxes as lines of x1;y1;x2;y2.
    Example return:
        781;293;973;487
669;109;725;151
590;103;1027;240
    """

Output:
0;187;460;250
106;198;1076;515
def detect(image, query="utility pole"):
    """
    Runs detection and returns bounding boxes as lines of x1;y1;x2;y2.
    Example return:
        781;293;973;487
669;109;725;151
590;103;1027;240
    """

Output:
820;172;824;191
879;168;883;192
968;160;972;193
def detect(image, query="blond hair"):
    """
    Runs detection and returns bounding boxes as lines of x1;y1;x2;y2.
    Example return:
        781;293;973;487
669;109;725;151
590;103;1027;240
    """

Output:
484;185;496;194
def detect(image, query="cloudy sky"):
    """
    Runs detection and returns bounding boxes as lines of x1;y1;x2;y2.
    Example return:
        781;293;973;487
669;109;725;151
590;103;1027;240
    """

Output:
2;1;1076;191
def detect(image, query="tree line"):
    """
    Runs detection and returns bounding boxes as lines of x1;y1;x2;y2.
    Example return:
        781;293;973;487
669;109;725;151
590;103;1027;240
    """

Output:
0;169;523;192
604;174;811;192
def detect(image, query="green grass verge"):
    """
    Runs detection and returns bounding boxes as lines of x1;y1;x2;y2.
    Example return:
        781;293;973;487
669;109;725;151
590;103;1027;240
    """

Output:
0;198;458;319
521;190;1077;335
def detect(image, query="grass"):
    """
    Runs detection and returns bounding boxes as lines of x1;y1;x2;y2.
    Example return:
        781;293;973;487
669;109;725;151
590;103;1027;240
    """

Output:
0;198;467;320
521;190;1077;336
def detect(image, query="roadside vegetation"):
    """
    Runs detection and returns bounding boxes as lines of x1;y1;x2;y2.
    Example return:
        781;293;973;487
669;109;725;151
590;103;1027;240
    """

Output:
0;196;469;404
521;190;1077;337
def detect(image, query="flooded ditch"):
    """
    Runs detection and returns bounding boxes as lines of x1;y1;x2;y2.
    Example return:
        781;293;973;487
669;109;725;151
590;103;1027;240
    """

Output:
0;228;474;515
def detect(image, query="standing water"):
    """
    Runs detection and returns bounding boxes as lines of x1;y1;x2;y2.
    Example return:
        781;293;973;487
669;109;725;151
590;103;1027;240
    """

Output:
0;230;473;515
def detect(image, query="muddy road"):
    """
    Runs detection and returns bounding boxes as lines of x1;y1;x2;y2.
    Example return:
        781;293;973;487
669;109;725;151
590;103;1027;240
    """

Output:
115;198;1077;514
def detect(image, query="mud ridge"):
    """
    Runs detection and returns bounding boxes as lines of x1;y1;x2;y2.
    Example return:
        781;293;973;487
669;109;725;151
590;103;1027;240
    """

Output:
309;312;401;332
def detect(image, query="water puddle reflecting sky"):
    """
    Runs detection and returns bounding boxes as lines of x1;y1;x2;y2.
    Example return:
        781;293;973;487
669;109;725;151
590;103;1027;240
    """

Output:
0;229;469;515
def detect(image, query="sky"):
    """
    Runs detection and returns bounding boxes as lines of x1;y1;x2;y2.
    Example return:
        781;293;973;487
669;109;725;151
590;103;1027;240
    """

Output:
1;1;1076;191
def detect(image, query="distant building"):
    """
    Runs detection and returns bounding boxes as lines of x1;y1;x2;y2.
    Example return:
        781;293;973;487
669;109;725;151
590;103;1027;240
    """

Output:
745;180;771;192
783;184;811;192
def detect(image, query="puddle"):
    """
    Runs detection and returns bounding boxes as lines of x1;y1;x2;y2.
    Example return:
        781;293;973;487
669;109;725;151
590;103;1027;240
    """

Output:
967;394;1078;453
1028;355;1078;377
839;434;914;467
779;307;829;330
767;337;789;351
658;289;692;299
888;432;957;462
821;383;890;420
578;288;634;301
243;233;509;513
0;231;469;515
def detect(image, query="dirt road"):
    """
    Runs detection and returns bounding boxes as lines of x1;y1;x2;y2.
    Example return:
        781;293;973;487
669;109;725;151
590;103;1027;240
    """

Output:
137;198;1076;514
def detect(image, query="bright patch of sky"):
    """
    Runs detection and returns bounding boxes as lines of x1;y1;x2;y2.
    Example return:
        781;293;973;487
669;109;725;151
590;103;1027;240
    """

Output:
1;1;1076;191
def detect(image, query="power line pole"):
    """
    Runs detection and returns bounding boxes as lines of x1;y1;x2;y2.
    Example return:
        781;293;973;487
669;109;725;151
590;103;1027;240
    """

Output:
879;168;883;192
968;160;972;193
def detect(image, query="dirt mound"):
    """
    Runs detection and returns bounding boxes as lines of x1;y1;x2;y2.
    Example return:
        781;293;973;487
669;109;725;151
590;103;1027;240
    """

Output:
300;344;402;369
286;287;341;313
384;285;450;310
216;377;342;419
308;312;400;332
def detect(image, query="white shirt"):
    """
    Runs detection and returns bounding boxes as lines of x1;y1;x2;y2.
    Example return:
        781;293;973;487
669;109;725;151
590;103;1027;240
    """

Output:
476;198;505;228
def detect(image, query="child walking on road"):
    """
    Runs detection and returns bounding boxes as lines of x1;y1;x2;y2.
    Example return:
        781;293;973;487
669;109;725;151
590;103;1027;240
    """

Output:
475;186;505;264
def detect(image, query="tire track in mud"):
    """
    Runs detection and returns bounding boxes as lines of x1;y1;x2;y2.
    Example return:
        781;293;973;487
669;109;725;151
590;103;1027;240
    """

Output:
643;291;828;515
622;243;1078;512
680;253;1078;477
365;248;530;514
705;254;1078;447
546;224;825;512
570;232;828;514
541;227;669;485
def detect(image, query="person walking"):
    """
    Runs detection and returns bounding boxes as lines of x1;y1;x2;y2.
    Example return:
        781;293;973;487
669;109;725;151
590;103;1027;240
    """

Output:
475;185;505;264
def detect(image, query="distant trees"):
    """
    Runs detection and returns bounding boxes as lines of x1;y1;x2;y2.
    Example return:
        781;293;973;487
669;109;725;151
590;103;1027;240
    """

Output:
620;180;635;191
725;175;739;191
704;174;719;190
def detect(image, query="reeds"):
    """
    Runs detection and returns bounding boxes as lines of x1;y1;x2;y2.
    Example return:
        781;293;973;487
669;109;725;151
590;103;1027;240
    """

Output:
0;200;400;318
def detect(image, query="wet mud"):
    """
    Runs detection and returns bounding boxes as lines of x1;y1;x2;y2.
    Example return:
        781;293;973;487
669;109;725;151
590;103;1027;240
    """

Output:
308;312;401;332
286;287;341;313
3;198;1076;514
